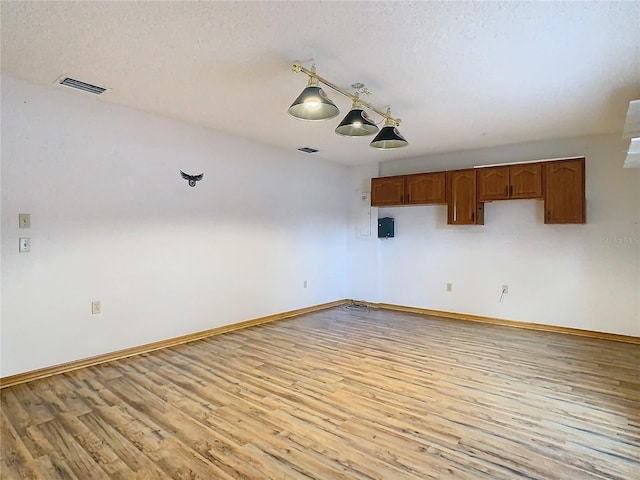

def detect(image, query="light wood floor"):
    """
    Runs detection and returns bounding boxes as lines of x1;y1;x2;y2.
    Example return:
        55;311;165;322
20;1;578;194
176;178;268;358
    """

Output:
2;307;639;479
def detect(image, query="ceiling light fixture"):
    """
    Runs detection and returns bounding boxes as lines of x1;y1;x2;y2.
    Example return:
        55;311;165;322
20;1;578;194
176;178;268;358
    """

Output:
624;137;640;168
335;97;379;137
370;110;409;149
287;66;339;121
288;62;408;149
623;100;640;168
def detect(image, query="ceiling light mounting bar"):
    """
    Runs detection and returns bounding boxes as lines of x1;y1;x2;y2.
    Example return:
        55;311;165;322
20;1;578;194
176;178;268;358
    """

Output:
291;61;401;126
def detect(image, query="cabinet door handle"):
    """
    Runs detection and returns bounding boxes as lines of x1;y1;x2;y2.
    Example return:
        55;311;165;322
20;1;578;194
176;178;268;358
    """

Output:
471;211;475;223
509;185;513;197
505;186;509;196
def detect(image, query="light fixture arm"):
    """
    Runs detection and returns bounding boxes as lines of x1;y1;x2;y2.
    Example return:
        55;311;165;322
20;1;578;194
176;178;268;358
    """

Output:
292;61;401;126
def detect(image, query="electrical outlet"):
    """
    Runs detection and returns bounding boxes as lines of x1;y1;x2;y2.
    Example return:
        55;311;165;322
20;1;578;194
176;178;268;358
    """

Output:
446;283;453;292
19;238;31;252
91;301;101;314
19;213;31;229
502;285;509;294
303;280;308;289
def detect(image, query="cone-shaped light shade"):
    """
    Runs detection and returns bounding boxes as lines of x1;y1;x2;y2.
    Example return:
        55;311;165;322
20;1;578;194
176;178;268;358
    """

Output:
335;103;379;136
288;77;339;121
370;117;408;149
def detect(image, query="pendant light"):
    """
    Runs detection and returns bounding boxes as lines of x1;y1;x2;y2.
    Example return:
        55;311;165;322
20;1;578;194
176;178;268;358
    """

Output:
287;74;339;121
335;99;379;137
289;61;409;149
370;113;408;150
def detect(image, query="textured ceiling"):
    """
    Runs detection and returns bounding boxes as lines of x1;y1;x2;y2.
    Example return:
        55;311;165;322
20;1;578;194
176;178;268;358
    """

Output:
1;1;639;166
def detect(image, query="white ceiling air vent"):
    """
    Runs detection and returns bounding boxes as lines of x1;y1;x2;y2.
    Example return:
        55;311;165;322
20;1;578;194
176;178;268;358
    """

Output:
58;77;106;95
623;100;640;168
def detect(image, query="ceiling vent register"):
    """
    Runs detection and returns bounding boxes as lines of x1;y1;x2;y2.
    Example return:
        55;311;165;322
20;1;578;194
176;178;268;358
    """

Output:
58;77;106;95
298;147;319;154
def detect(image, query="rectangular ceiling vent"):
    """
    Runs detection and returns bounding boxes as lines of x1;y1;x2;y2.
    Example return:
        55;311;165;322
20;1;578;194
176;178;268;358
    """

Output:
58;77;106;95
298;147;319;154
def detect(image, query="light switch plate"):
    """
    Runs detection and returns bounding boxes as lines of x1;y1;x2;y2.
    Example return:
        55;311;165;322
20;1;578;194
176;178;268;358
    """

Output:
19;213;31;229
91;301;101;315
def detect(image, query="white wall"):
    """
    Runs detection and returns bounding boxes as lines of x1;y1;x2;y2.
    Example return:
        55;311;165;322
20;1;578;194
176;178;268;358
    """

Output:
348;135;640;336
346;163;380;304
1;76;349;377
2;75;638;378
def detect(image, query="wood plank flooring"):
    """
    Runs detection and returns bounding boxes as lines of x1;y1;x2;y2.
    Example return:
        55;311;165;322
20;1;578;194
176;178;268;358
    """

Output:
2;306;639;479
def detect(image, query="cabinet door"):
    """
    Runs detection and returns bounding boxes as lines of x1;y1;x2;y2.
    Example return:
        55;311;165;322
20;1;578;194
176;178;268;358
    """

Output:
477;166;510;201
406;172;446;204
371;176;405;206
510;163;542;199
447;169;484;225
544;158;585;224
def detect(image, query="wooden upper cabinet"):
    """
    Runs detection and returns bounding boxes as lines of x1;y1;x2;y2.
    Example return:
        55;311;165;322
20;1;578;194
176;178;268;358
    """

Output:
447;169;484;225
370;158;584;225
477;166;510;201
544;158;585;224
510;163;543;199
371;176;405;206
477;164;542;201
405;172;446;204
371;172;446;206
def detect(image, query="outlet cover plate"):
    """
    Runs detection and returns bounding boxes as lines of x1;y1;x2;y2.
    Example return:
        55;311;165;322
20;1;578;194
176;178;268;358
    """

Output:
19;237;31;252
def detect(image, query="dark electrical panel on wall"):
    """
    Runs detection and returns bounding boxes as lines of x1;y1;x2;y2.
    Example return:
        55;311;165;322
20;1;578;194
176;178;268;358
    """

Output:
378;217;394;238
